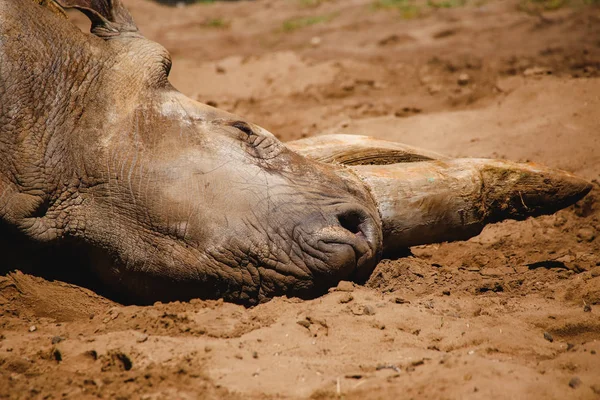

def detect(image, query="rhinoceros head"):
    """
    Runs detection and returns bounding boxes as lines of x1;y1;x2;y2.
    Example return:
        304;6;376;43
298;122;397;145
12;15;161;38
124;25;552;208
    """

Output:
0;0;382;304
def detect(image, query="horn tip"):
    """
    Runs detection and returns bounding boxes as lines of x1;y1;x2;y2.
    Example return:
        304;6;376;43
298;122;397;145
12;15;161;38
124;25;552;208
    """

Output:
481;161;593;222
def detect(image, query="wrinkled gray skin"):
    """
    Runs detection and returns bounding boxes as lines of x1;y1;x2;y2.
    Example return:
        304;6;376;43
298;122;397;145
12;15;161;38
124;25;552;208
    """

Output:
0;0;382;304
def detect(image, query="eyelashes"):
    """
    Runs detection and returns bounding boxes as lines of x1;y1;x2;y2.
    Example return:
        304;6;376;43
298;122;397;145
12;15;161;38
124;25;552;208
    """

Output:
229;121;255;137
222;119;283;159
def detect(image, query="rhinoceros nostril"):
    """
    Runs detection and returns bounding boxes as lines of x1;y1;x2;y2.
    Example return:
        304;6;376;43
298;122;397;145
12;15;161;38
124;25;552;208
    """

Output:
337;210;366;238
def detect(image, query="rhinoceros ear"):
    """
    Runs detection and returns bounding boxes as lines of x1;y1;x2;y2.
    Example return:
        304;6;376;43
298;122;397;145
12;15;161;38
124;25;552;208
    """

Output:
55;0;138;38
286;134;448;165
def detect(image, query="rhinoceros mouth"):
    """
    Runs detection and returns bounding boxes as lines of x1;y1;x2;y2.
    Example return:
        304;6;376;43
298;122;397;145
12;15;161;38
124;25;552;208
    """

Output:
183;202;382;303
285;204;381;286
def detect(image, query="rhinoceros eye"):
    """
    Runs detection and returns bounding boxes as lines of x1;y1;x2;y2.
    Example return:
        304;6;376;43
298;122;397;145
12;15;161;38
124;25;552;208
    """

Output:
230;121;255;137
224;119;283;159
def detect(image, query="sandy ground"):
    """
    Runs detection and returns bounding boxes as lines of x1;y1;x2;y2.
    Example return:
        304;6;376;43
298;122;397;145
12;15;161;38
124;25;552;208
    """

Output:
1;0;600;398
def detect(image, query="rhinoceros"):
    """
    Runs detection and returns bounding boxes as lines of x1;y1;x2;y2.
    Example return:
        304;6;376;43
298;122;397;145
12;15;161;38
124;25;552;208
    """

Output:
0;0;591;304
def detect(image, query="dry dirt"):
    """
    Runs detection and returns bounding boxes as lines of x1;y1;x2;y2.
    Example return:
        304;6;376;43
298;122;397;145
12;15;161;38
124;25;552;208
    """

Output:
2;0;600;398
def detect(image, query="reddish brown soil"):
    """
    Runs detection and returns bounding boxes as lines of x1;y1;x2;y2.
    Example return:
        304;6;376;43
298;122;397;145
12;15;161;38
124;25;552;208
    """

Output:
2;0;600;398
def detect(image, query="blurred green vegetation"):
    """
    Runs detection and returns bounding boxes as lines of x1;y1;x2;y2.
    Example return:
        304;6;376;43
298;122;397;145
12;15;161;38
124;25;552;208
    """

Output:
518;0;600;12
370;0;598;19
281;14;336;32
372;0;421;18
371;0;469;19
200;17;230;28
298;0;335;7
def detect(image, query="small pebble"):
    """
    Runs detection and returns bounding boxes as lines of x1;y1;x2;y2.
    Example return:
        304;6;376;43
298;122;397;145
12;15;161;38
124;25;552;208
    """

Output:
85;350;98;360
372;322;385;330
252;351;258;359
442;290;451;296
336;281;355;292
553;215;567;227
339;293;354;304
345;374;363;379
427;84;442;94
523;66;553;77
577;228;595;242
136;334;149;343
310;36;322;46
457;73;470;86
29;326;36;332
51;336;64;344
568;376;581;389
296;319;311;329
584;304;592;312
376;364;400;372
543;332;554;343
363;305;376;316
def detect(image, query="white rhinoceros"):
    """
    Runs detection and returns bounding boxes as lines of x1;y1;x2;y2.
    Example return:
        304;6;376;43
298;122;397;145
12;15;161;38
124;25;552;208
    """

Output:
0;0;590;304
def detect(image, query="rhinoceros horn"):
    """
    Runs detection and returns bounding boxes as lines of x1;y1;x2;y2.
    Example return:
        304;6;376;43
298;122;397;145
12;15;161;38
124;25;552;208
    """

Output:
288;135;592;255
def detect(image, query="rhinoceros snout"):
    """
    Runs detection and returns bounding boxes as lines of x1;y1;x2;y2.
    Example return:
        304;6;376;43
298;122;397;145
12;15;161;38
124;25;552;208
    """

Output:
297;204;382;286
335;205;382;278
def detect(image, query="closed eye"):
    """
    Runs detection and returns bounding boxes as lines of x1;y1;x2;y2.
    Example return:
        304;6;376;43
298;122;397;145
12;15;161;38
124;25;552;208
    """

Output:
229;121;255;136
220;119;283;159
